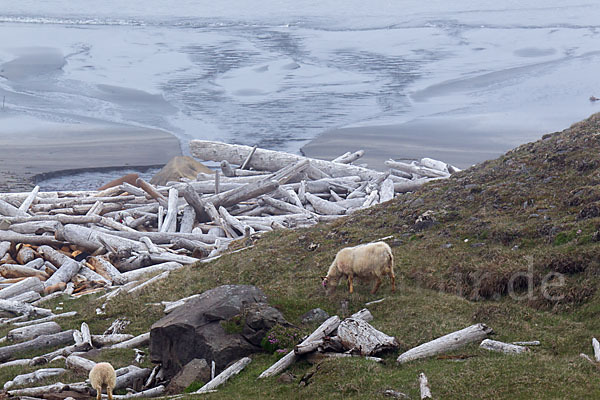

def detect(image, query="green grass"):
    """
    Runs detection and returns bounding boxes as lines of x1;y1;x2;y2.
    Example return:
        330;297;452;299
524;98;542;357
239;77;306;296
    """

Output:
3;113;600;398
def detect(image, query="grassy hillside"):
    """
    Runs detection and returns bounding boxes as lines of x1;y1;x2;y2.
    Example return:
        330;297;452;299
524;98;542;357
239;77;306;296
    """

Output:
3;113;600;399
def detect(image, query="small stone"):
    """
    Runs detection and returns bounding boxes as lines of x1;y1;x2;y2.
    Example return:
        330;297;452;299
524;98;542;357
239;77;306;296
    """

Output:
441;243;452;249
278;371;296;384
301;308;330;324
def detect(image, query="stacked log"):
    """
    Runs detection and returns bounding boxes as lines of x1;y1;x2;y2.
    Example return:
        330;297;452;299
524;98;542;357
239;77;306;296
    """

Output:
0;143;457;312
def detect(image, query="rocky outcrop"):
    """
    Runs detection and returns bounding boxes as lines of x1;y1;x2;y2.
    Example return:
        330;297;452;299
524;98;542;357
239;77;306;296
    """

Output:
149;285;288;380
150;156;213;186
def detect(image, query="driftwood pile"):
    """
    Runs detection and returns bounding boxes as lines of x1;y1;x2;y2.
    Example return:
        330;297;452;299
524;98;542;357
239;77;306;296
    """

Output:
0;142;461;397
0;142;458;316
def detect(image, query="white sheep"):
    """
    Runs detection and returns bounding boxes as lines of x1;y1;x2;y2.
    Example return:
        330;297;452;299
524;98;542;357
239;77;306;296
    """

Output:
321;241;395;294
89;362;116;400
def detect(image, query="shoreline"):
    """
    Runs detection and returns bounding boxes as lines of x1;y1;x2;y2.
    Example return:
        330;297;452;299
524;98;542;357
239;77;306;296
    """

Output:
0;115;181;193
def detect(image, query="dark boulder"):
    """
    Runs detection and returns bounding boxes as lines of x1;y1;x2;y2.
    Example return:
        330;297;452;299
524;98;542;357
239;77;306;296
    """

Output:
150;285;288;380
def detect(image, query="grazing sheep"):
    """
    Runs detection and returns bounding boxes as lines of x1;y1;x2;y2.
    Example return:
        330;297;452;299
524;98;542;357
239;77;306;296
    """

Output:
89;362;116;400
321;241;395;294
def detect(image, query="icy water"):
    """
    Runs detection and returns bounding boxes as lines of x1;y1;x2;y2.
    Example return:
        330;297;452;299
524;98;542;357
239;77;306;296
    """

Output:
1;0;600;160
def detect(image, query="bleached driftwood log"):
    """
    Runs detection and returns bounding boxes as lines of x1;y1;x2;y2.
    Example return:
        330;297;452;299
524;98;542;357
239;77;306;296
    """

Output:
54;225;147;254
12;311;77;327
7;321;61;342
111;385;166;399
336;318;399;355
396;323;493;364
258;316;341;378
0;329;75;362
196;357;252;393
159;188;178;233
4;368;67;390
304;193;346;215
88;256;124;284
512;340;540;346
479;339;529;354
0;198;29;217
190;140;381;180
0;277;44;299
385;160;448;179
419;372;432;399
0;264;48;280
109;332;150;349
118;262;182;284
136;178;168;208
114;366;151;390
0;231;64;246
0;299;52;317
65;354;96;373
305;352;384;364
7;381;88;397
593;338;600;362
333;150;364;164
37;245;82;287
91;334;134;347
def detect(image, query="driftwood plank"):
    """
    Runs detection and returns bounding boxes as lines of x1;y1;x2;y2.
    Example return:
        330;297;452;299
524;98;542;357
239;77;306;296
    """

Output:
0;329;75;362
397;323;493;364
196;357;251;393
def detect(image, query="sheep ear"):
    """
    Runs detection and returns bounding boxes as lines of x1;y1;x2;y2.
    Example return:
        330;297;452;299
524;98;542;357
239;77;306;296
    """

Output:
320;276;327;281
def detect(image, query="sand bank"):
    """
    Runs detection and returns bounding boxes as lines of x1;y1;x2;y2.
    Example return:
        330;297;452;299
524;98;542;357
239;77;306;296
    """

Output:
0;115;181;192
301;115;546;171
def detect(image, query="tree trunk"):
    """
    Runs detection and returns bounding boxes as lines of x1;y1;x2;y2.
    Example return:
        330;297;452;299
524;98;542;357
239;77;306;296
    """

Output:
0;277;44;300
336;318;398;356
7;321;61;342
258;316;341;378
66;354;97;373
109;332;150;349
396;323;493;364
197;357;252;393
190;140;381;180
4;368;66;390
37;245;82;288
0;329;75;362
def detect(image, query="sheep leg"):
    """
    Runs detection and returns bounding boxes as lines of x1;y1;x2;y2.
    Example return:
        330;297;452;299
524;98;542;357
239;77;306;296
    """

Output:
390;272;396;292
95;386;102;400
348;275;354;294
371;277;382;294
108;386;113;400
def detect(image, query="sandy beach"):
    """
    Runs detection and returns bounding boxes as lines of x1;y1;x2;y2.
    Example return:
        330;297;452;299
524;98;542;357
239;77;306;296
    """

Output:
302;115;553;171
0;115;181;192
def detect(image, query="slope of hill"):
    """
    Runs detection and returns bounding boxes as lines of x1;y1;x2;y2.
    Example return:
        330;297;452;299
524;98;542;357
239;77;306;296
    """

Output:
3;113;600;399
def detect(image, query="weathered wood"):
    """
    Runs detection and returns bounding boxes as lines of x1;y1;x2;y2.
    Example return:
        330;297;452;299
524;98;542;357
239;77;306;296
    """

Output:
350;308;374;322
2;214;103;225
95;227;218;245
112;385;165;399
393;179;428;194
197;357;252;393
0;241;11;259
7;221;60;235
384;160;449;179
11;290;41;303
0;299;52;317
0;231;65;247
0;198;29;217
337;318;398;355
258;316;341;378
0;277;44;300
0;264;48;280
12;311;78;327
7;321;61;342
88;256;123;285
86;200;104;216
379;178;395;202
333;150;364;164
109;332;150;349
205;202;236;238
128;271;170;294
55;224;147;254
593;337;600;362
4;368;66;390
160;188;179;233
18;185;40;212
261;196;312;216
219;206;253;236
305;193;346;215
118;262;183;284
190;140;381;180
179;205;196;233
397;323;493;364
419;373;432;399
306;352;384;364
65;354;96;373
91;334;134;347
7;381;88;397
512;340;540;346
0;329;75;362
136;178;168;208
37;245;82;288
240;145;258;170
479;339;529;354
420;157;450;173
